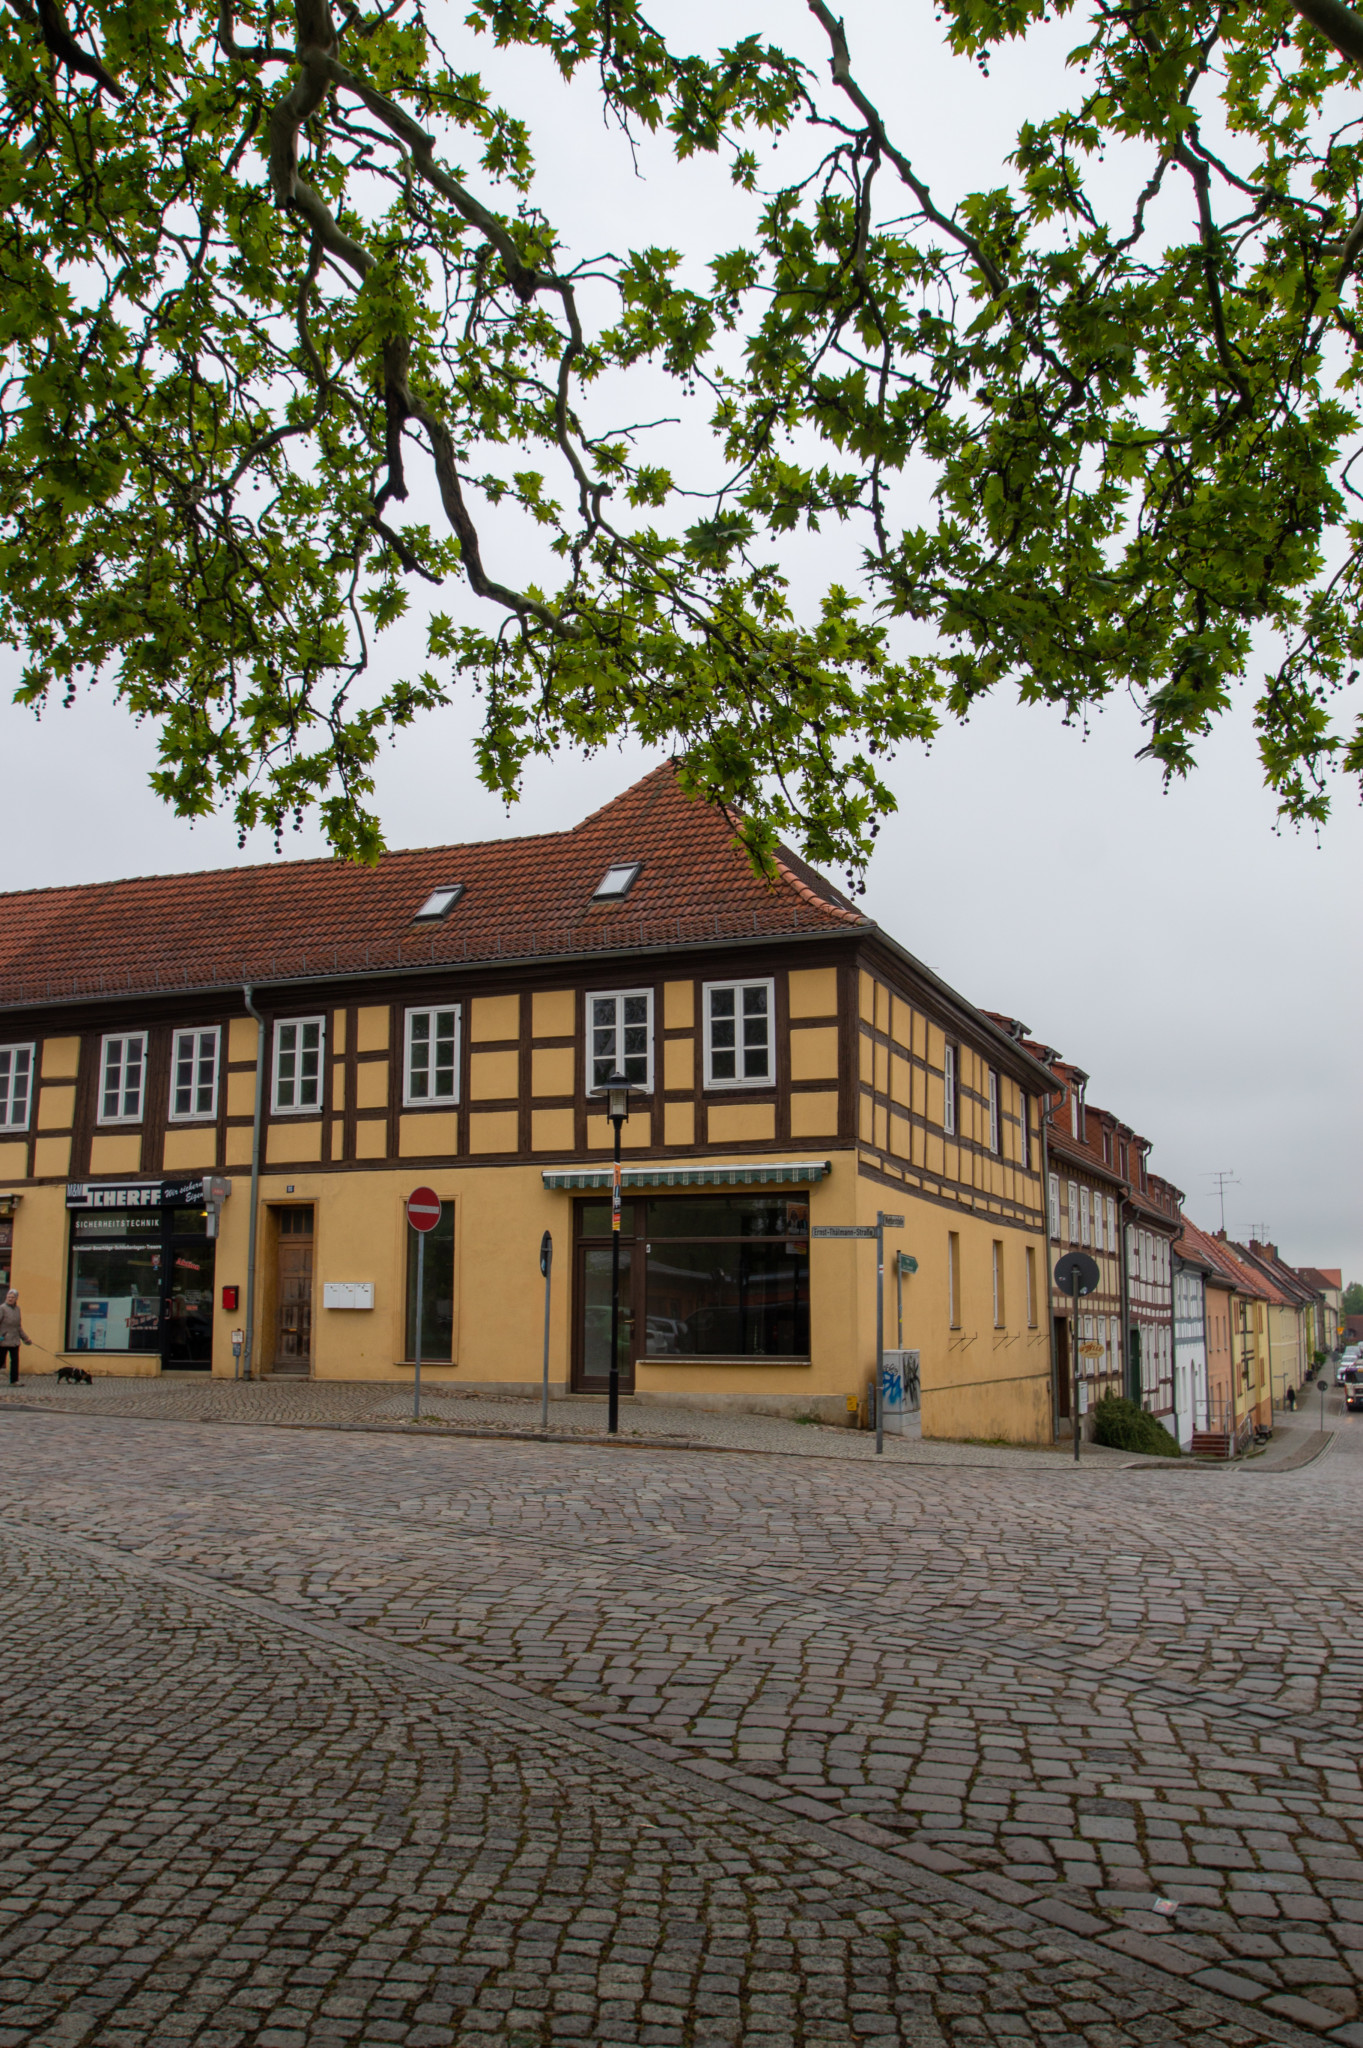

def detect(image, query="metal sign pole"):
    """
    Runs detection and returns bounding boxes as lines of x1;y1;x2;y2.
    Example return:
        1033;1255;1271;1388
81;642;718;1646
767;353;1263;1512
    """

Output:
540;1230;553;1432
414;1226;425;1421
1072;1271;1082;1463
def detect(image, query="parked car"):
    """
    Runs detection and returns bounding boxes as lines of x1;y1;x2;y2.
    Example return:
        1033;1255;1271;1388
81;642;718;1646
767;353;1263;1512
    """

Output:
1347;1381;1363;1413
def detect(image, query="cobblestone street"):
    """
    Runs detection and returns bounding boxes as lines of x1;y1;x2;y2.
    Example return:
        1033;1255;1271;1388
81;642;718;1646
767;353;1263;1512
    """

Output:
3;1394;1362;2046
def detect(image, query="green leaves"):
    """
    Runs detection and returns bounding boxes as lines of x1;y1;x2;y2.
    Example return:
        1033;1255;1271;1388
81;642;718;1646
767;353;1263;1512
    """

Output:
0;0;1361;875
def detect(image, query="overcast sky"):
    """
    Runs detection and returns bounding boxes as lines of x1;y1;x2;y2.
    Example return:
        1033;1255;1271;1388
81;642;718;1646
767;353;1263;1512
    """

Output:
3;0;1359;1288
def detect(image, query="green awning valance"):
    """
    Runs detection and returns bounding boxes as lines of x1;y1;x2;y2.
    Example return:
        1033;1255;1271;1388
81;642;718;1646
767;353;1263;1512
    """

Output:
541;1158;832;1192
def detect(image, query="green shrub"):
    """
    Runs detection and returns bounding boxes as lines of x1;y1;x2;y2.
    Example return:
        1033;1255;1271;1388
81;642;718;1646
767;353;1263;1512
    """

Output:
1091;1395;1181;1457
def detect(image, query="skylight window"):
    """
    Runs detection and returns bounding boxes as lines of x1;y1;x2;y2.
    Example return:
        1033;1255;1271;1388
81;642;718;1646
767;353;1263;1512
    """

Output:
413;884;464;922
593;862;642;901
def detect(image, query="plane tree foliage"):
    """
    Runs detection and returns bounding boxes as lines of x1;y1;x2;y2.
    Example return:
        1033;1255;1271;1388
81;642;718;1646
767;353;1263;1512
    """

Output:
3;0;1363;870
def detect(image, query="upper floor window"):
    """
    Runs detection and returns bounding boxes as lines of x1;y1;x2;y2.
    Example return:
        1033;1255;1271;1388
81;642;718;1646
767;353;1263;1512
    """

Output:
1080;1185;1092;1247
943;1042;957;1135
1106;1196;1117;1249
1067;1179;1079;1246
100;1034;147;1124
704;979;773;1087
0;1043;34;1132
1019;1093;1031;1171
1092;1194;1104;1254
588;989;652;1092
273;1017;325;1113
1048;1171;1060;1239
987;1070;1000;1154
405;1005;460;1105
1101;1127;1112;1165
170;1028;220;1121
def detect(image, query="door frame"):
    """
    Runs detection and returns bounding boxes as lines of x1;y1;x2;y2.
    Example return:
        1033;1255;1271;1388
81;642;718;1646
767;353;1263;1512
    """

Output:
570;1198;641;1394
269;1202;316;1373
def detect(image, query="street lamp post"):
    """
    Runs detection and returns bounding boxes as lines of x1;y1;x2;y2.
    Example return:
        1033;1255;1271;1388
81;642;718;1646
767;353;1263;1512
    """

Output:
605;1069;631;1435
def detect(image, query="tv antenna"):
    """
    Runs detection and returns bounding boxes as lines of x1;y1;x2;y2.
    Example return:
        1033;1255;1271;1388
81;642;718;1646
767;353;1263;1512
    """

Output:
1205;1169;1240;1233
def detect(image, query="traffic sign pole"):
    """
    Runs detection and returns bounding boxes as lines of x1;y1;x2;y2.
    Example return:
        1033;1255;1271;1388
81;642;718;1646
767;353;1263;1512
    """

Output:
405;1188;442;1424
414;1227;425;1421
1072;1269;1081;1463
1052;1252;1100;1464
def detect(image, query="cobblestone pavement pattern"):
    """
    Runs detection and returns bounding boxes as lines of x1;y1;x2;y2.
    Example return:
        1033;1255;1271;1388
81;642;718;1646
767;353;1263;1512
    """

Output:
2;1390;1361;2047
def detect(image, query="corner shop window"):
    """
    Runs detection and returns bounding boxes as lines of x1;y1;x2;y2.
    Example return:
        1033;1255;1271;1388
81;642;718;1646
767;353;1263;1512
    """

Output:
580;1194;810;1359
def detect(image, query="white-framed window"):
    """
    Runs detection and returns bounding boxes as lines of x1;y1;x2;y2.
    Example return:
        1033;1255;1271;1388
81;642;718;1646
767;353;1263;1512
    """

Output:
1048;1171;1060;1240
703;979;774;1088
404;1005;460;1106
943;1042;957;1135
1092;1194;1104;1255
1020;1093;1031;1172
988;1069;1000;1154
587;988;652;1092
169;1028;220;1121
0;1043;34;1131
1068;1179;1079;1246
1080;1186;1091;1247
99;1034;147;1123
273;1016;325;1113
1106;1196;1117;1250
992;1240;1005;1326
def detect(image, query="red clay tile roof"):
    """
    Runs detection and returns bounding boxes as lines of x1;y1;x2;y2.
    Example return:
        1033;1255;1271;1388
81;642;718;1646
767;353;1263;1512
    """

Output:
0;763;868;1008
1178;1220;1284;1301
1297;1266;1341;1292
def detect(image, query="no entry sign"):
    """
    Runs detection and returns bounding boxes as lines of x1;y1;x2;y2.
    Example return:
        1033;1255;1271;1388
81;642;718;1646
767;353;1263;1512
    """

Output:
406;1186;442;1233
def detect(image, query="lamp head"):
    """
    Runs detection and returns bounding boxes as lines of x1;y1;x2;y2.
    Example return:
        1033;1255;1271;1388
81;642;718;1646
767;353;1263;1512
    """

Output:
605;1069;631;1124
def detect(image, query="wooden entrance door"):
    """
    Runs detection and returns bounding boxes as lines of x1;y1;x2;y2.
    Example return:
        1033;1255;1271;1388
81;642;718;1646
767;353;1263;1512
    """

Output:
273;1205;314;1374
1054;1315;1071;1421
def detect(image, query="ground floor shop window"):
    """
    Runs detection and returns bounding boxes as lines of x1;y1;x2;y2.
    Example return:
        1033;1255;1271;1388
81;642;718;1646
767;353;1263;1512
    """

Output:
67;1207;215;1365
573;1194;810;1389
406;1204;454;1360
68;1215;163;1354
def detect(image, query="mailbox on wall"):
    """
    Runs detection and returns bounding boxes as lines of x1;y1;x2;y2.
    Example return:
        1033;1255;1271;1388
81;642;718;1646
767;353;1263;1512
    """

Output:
322;1282;374;1310
221;1285;239;1311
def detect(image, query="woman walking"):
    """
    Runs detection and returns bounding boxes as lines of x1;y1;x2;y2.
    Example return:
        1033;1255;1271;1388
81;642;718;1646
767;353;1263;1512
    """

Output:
0;1288;31;1384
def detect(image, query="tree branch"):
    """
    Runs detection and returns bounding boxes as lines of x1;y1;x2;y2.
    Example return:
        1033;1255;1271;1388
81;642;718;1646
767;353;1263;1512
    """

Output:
805;0;1005;298
6;0;126;98
1290;0;1363;67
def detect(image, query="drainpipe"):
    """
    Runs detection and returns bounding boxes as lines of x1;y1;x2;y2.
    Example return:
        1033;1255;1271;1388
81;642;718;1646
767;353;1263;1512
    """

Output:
241;985;267;1381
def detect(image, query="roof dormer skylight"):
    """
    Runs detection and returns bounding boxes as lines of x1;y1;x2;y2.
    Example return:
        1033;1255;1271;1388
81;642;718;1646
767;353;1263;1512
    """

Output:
593;861;641;901
412;883;464;922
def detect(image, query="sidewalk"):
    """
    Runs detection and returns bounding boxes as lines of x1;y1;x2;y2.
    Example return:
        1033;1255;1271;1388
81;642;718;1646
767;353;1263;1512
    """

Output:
0;1369;1142;1468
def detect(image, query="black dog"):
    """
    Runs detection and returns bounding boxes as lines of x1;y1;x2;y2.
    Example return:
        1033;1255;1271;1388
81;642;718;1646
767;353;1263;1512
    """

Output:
56;1366;93;1385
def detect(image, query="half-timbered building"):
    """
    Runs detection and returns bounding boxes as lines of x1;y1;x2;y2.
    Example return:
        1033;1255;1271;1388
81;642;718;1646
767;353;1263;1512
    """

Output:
0;766;1058;1439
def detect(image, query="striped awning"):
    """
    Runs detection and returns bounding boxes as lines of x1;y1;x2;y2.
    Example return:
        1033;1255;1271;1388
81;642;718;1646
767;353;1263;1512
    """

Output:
541;1159;832;1192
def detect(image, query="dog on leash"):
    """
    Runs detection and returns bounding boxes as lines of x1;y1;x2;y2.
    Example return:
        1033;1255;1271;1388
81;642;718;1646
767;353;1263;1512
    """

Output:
55;1365;93;1385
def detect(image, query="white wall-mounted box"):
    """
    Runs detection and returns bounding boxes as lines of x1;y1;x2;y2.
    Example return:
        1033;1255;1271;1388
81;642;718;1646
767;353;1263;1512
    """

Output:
323;1281;374;1310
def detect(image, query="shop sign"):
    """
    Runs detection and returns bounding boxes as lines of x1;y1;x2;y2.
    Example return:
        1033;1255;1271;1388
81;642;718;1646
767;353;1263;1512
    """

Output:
66;1178;210;1211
